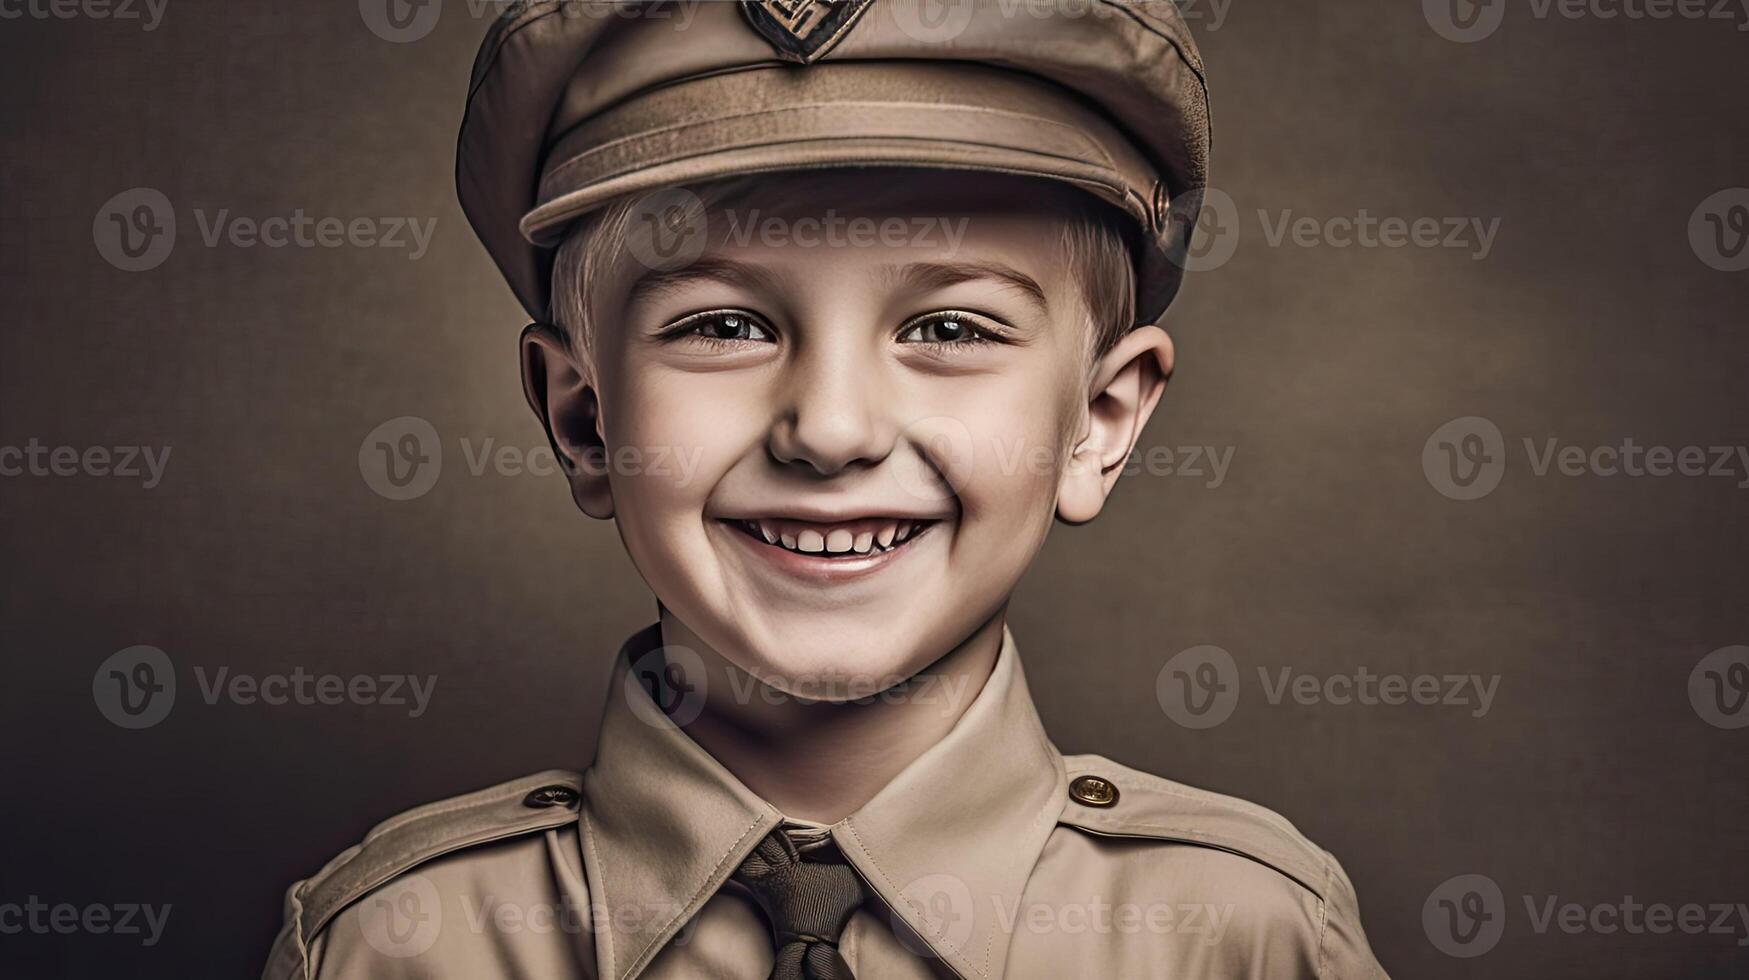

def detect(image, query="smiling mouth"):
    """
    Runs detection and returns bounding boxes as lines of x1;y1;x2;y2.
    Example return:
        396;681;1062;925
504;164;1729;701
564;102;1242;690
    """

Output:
725;517;937;558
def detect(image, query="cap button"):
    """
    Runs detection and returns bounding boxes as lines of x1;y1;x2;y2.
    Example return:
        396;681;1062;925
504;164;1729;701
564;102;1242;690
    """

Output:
522;785;580;809
1068;774;1119;808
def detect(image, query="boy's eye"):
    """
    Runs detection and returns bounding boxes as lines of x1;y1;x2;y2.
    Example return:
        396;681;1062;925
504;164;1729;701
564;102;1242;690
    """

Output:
671;310;775;343
897;312;989;345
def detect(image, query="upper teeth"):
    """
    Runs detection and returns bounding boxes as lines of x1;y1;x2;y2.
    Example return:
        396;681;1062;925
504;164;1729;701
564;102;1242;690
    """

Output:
744;519;923;555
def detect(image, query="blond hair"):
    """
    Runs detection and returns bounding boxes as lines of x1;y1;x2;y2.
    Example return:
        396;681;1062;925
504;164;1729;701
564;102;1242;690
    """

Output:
550;169;1136;361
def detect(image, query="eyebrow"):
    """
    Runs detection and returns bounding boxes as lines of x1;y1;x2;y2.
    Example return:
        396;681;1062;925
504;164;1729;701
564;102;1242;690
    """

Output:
622;256;1051;315
623;257;789;309
880;260;1051;314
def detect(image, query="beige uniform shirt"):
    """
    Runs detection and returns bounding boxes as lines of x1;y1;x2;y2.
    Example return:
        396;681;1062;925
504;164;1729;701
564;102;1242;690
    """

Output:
265;626;1388;979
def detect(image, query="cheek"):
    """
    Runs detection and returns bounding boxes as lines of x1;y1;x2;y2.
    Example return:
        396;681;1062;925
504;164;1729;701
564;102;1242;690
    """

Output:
947;366;1082;526
601;368;764;529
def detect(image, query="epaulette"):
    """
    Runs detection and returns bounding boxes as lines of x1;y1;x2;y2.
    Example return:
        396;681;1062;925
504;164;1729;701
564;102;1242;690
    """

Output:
1056;754;1334;901
278;769;583;960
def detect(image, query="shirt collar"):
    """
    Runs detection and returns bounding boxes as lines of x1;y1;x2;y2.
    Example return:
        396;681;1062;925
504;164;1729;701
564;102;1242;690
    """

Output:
581;624;1067;980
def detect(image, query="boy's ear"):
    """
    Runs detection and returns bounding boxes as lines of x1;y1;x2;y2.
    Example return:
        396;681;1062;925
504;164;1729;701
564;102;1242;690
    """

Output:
520;322;614;520
1057;324;1175;525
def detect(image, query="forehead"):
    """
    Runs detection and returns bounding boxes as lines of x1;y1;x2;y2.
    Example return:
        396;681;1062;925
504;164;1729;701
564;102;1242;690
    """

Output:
575;167;1118;338
705;167;1084;242
669;168;1087;291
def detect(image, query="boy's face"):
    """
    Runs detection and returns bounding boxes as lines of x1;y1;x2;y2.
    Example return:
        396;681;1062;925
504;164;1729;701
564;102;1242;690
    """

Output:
527;171;1170;698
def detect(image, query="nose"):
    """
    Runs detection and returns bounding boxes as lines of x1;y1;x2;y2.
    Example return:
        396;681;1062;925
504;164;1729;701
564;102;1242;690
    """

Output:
767;342;895;476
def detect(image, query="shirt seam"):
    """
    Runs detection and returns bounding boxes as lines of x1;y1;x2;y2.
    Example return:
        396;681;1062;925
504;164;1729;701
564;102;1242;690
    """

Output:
1060;764;1308;842
289;884;310;980
580;800;613;980
839;820;990;980
619;812;768;980
1316;855;1334;978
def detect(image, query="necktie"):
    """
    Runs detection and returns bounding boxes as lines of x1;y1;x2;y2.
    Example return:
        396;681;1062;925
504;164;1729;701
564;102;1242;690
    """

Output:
732;828;866;980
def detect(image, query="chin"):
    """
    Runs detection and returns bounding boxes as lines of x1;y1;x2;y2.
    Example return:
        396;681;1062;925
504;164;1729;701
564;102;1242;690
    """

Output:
726;615;935;701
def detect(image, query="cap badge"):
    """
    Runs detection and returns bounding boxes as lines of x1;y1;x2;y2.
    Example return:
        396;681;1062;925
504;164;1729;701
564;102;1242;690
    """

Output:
739;0;876;64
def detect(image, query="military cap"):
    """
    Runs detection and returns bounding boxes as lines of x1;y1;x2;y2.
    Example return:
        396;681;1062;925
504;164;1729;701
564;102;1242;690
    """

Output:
457;0;1211;326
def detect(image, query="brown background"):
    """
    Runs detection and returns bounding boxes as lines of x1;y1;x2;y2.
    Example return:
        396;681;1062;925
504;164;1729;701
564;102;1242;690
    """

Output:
3;1;1747;977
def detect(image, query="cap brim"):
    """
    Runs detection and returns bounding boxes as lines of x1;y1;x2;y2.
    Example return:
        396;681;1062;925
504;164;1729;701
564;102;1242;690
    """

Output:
520;61;1181;314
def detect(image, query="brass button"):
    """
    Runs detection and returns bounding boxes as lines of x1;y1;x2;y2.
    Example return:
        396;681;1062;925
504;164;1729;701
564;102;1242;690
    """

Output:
1068;774;1119;808
522;785;579;809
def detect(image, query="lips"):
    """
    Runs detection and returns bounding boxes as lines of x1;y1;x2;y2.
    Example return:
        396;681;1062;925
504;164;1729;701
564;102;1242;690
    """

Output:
726;517;935;558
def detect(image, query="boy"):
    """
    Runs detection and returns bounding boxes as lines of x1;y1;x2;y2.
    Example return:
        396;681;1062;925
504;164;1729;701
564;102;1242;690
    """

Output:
265;2;1388;977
